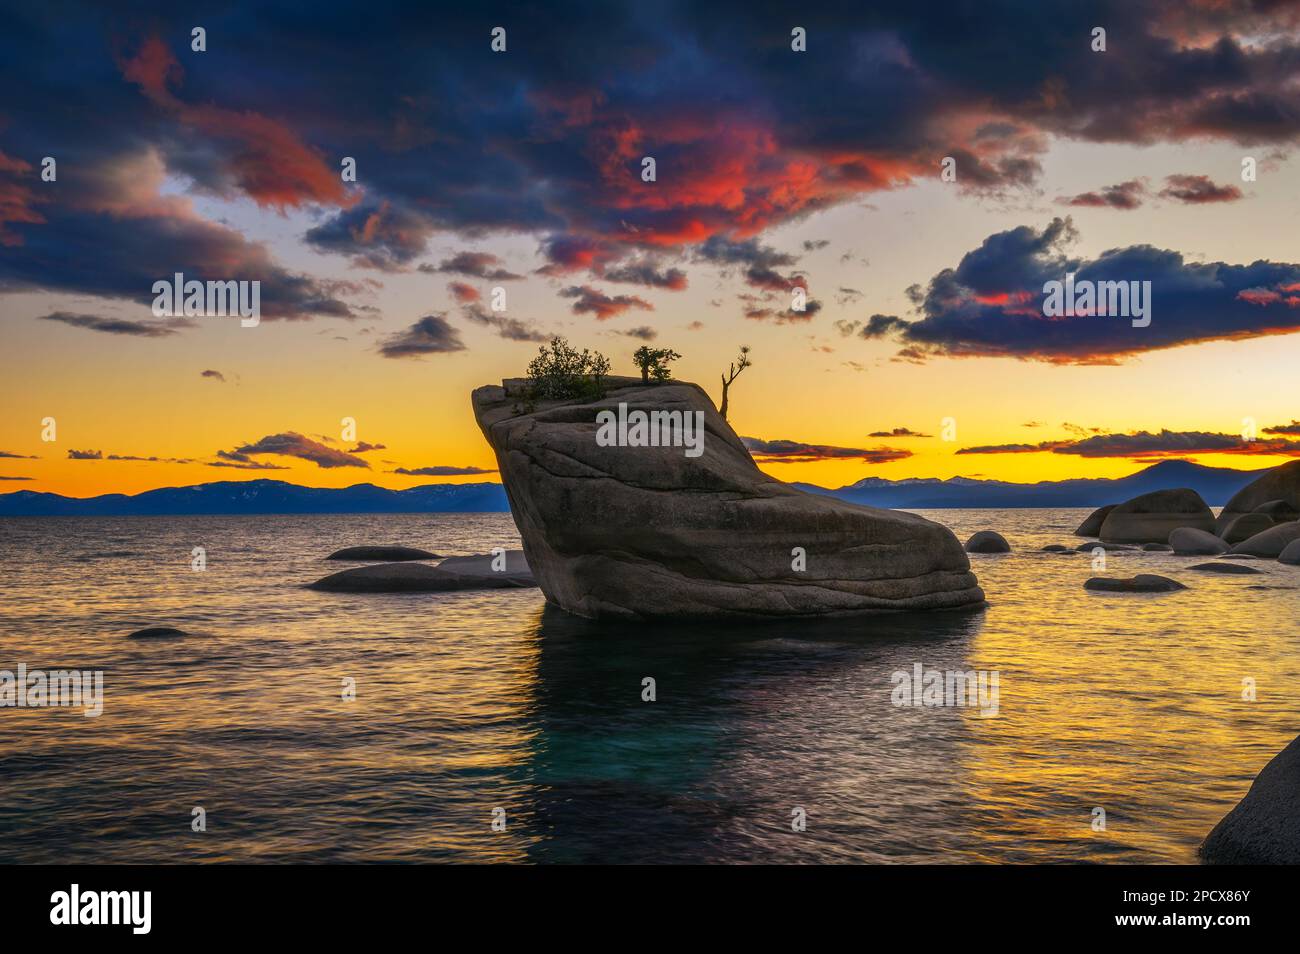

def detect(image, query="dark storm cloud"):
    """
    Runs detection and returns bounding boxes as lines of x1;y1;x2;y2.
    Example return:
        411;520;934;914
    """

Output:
860;218;1300;363
218;432;369;468
39;311;194;337
390;465;497;476
378;314;468;358
419;252;523;281
742;437;912;464
4;2;1300;310
1060;179;1149;210
958;430;1300;457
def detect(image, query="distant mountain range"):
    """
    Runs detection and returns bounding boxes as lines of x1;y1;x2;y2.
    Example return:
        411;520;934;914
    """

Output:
793;459;1267;510
0;460;1269;516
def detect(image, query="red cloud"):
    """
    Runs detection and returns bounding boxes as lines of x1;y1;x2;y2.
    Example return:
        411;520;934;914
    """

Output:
119;35;354;212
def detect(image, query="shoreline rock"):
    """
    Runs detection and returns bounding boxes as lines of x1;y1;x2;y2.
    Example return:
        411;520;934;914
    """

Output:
1229;521;1300;558
1201;734;1300;864
1099;488;1215;544
472;376;984;620
1169;527;1228;556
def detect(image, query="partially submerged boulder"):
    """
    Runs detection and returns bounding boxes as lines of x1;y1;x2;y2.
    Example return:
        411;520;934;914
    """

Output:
1201;733;1300;864
308;551;536;592
471;376;984;619
1074;541;1135;553
1187;562;1262;575
1219;513;1275;545
1099;489;1215;544
325;545;440;561
1215;461;1300;535
127;626;186;639
1084;574;1186;593
1279;540;1300;566
1041;544;1071;552
965;531;1011;553
1229;521;1300;558
1074;504;1116;537
1141;543;1172;552
1169;527;1228;556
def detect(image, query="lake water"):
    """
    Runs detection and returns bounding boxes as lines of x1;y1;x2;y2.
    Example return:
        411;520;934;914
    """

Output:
1;509;1297;863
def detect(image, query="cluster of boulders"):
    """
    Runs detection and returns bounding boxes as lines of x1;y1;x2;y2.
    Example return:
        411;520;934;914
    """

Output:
1073;462;1300;567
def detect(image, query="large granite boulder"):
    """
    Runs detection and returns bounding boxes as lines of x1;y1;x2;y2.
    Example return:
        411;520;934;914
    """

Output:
1074;504;1116;537
1253;499;1300;520
1099;489;1215;544
1229;521;1300;558
1279;540;1300;566
1219;513;1276;545
1201;733;1300;864
471;376;985;620
1215;461;1300;535
1169;527;1227;555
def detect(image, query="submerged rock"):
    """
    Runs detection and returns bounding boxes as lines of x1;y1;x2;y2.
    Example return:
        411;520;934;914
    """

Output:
1215;460;1300;535
1187;562;1262;575
1074;541;1135;552
1099;489;1215;544
1229;521;1300;558
471;376;984;620
965;531;1011;553
325;545;440;561
1084;574;1186;593
1279;540;1300;566
308;553;537;593
1201;733;1300;864
1169;527;1228;556
127;626;186;639
1141;543;1173;552
1041;544;1071;552
1074;504;1116;537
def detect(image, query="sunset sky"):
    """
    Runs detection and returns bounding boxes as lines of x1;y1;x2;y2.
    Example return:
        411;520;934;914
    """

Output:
3;1;1300;498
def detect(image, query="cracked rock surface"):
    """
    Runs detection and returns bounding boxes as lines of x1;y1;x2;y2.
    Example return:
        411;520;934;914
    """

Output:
472;376;985;620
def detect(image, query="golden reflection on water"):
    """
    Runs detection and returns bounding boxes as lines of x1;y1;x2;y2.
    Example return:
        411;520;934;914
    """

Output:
2;510;1298;863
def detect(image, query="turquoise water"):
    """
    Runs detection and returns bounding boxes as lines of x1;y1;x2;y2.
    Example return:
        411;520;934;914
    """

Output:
1;510;1297;863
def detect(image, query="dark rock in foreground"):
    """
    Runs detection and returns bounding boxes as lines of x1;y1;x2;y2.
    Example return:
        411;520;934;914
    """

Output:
1187;562;1262;575
1201;734;1300;864
1074;504;1116;537
309;550;536;592
325;545;440;561
1229;521;1300;558
472;376;984;620
965;531;1011;553
1215;460;1300;535
1084;574;1187;593
1099;488;1215;544
127;626;186;639
1169;527;1227;555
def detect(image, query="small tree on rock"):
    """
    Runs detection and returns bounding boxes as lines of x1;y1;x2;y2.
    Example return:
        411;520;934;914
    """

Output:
515;336;611;411
632;346;681;383
719;345;751;422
